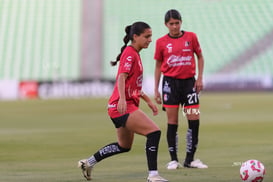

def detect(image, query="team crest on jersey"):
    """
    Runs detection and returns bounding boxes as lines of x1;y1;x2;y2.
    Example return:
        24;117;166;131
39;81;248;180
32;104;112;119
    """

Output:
185;41;190;47
166;43;172;53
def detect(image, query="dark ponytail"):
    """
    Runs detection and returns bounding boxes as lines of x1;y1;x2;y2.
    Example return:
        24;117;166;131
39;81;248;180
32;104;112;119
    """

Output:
110;25;131;66
110;22;150;66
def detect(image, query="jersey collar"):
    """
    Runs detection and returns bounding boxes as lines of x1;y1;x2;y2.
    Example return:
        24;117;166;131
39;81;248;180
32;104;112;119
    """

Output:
168;30;185;39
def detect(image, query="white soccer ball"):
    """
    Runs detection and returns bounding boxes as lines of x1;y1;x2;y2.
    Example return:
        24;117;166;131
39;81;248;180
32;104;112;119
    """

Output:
240;159;265;182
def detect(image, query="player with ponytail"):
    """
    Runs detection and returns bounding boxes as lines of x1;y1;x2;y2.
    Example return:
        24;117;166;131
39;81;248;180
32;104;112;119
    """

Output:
78;21;168;182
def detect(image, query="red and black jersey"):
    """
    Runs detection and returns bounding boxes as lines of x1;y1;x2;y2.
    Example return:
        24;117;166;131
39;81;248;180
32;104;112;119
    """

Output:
108;46;143;118
154;31;202;79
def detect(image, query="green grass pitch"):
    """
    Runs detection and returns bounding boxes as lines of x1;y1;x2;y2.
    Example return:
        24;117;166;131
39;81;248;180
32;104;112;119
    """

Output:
0;92;272;182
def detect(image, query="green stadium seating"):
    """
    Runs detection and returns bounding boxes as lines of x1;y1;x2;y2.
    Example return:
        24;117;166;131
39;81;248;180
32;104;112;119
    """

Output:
0;0;81;80
0;0;272;81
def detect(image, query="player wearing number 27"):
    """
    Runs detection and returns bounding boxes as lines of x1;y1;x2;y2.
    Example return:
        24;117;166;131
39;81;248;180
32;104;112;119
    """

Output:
154;9;208;169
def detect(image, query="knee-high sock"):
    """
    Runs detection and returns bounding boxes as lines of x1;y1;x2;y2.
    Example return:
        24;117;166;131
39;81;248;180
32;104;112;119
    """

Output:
185;120;199;164
146;130;161;171
167;124;178;161
88;142;130;166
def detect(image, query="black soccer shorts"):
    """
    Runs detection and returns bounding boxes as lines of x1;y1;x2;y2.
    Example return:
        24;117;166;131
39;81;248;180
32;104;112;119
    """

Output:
110;113;129;128
162;76;199;109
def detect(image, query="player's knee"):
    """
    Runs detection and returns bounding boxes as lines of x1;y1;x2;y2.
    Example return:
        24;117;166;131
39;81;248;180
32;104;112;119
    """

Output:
147;130;161;140
187;114;199;120
118;144;131;153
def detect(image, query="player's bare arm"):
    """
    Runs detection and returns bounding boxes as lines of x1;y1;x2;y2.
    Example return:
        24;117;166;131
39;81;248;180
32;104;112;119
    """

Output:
117;73;128;114
154;60;163;104
195;53;204;94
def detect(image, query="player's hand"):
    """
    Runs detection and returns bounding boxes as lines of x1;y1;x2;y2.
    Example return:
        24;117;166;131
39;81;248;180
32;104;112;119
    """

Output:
154;90;162;104
147;101;158;116
194;77;203;94
117;98;127;115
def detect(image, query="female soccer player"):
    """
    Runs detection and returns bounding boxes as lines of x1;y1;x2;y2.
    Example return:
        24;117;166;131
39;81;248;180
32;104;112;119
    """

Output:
78;22;168;182
154;9;208;170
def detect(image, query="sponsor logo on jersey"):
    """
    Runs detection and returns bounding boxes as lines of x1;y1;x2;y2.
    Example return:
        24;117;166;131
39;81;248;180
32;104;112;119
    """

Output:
127;56;132;61
131;89;141;97
138;59;143;71
166;43;172;53
136;75;143;87
167;55;192;67
108;104;116;108
124;62;132;70
182;49;191;52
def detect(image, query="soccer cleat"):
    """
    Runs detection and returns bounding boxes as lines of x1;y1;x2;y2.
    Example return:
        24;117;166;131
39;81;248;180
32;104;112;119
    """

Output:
166;160;182;170
184;159;208;169
147;175;168;182
78;159;93;180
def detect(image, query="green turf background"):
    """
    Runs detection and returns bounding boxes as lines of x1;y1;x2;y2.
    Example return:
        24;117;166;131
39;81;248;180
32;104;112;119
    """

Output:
0;92;272;181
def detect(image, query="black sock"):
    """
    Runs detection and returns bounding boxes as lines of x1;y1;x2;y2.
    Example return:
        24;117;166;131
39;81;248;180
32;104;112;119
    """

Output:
185;120;199;164
93;142;130;162
146;130;161;171
167;124;178;161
